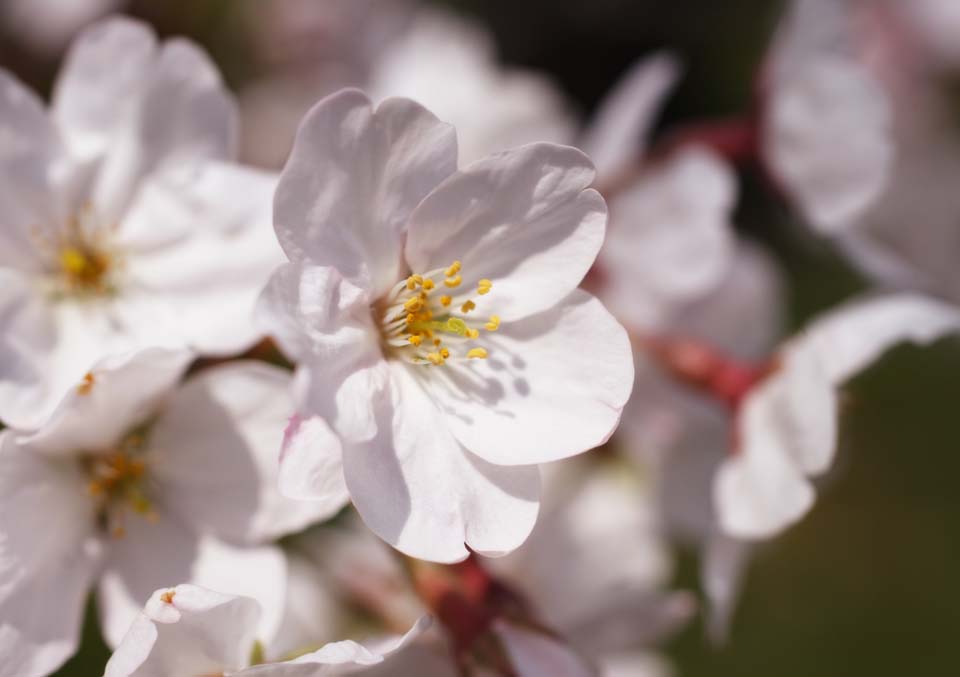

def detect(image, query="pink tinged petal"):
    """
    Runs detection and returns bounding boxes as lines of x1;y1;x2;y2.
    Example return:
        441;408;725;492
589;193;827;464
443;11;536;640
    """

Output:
17;348;193;455
0;433;99;677
599;148;736;331
256;263;377;365
701;532;752;645
764;56;893;233
104;584;261;677
405;143;606;322
274;89;457;297
98;518;286;648
435;290;633;466
493;620;595;677
344;364;540;563
278;415;349;514
0;69;68;272
151;362;342;545
799;293;960;386
580;52;681;183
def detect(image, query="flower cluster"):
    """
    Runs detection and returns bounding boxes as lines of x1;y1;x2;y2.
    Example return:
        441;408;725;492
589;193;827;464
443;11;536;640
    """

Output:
2;1;960;676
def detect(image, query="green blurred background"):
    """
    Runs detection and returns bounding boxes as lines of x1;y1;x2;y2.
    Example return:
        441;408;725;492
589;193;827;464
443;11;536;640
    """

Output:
5;0;959;675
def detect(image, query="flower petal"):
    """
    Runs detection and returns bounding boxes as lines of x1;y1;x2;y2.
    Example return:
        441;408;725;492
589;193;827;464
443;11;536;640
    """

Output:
0;69;68;272
764;56;892;233
274;89;457;297
435;290;633;466
598;148;736;331
405;143;606;321
104;584;260;677
0;433;99;677
344;364;540;563
17;348;193;454
580;52;681;182
492;620;595;677
151;362;340;545
277;415;350;513
98;520;287;648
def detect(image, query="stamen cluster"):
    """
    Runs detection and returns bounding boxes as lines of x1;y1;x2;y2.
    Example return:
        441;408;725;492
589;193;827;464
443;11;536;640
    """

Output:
82;428;156;538
380;260;500;366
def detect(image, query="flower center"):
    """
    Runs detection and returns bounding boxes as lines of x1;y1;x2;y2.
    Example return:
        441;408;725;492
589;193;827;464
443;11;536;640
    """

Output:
34;205;120;297
379;260;500;366
82;428;156;538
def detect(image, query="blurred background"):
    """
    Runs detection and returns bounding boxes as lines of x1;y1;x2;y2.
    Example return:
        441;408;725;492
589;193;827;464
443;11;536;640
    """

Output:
3;1;959;675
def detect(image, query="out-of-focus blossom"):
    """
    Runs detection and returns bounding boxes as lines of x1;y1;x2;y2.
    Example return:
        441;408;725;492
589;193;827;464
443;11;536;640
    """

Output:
0;0;123;54
486;462;695;677
0;349;336;677
240;5;574;168
257;88;632;563
103;584;429;677
762;0;894;233
894;0;960;69
0;17;282;430
715;294;960;538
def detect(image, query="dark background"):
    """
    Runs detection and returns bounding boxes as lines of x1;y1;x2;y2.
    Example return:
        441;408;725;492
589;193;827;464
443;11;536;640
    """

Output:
5;1;959;675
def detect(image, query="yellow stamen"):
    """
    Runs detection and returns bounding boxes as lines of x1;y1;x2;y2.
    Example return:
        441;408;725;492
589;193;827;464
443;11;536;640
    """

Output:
467;348;488;359
427;352;445;365
404;297;423;312
422;278;435;290
440;348;450;359
77;372;96;396
160;590;176;604
477;279;492;295
440;295;452;307
466;328;480;339
445;260;462;277
408;335;423;346
406;274;423;290
485;315;500;331
461;300;476;313
444;275;462;288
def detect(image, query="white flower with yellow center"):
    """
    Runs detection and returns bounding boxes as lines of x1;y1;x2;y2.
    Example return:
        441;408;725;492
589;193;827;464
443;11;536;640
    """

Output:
257;89;634;563
0;349;341;677
0;16;283;430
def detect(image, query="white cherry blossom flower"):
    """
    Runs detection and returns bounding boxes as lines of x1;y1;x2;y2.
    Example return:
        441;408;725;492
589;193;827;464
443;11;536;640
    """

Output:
715;294;960;538
762;0;894;233
0;16;283;430
257;88;633;563
0;349;337;677
103;584;429;677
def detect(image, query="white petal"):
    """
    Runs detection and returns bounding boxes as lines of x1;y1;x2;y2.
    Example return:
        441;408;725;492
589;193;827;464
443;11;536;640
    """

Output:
580;52;681;183
368;8;575;166
0;69;68;271
151;362;341;544
17;348;192;454
701;532;751;644
435;290;633;466
114;162;282;354
344;364;540;563
241;616;432;676
0;433;99;677
493;620;595;677
764;56;893;233
277;415;350;515
98;519;286;647
598;148;736;331
275;89;457;297
256;263;377;365
104;584;260;677
799;293;960;386
265;552;339;663
405;143;606;321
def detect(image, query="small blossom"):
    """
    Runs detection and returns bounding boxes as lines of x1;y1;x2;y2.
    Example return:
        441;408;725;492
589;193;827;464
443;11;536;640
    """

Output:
0;16;283;430
0;349;338;676
257;88;633;563
103;584;429;677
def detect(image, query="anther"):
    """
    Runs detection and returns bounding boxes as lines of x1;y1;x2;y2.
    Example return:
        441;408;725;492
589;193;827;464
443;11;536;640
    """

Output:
477;279;492;295
461;300;476;313
467;348;489;359
427;352;445;365
422;278;435;290
445;261;462;277
485;315;500;331
409;335;423;346
406;275;423;290
160;590;176;604
404;297;423;312
440;295;452;306
77;372;96;396
444;275;462;288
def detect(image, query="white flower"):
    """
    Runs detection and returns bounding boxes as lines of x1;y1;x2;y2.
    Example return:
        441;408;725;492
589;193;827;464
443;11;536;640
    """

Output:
715;294;960;538
762;0;894;233
0;16;283;429
257;88;633;563
103;584;429;677
0;349;337;677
